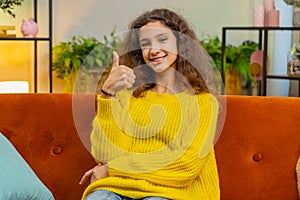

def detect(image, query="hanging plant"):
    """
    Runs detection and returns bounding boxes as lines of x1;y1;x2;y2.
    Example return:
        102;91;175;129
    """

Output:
0;0;25;18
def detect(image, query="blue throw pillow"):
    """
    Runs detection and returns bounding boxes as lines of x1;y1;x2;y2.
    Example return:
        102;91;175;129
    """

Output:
0;132;54;200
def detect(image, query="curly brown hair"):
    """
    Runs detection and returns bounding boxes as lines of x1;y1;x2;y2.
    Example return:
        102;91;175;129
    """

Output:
98;8;216;97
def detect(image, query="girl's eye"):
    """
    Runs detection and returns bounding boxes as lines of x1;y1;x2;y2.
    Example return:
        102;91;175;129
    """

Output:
159;37;168;43
140;42;150;48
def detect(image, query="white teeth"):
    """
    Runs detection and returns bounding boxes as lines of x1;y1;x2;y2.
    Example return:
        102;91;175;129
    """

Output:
152;57;164;62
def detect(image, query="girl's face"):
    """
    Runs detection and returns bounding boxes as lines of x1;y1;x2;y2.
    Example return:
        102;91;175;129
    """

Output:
139;21;178;73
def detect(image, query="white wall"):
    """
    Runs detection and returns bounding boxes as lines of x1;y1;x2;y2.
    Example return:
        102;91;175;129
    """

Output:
0;0;259;92
53;0;253;43
267;0;293;96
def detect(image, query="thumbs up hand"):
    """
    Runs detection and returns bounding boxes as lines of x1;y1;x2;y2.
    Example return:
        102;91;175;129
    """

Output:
101;51;136;96
111;51;120;69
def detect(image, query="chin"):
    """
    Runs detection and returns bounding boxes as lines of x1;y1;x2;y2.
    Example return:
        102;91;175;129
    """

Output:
151;65;169;73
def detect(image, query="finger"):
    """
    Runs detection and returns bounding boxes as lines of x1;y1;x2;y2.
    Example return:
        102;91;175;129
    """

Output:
114;80;129;91
126;70;136;84
79;168;93;185
112;51;119;68
127;70;136;80
124;80;133;89
79;173;90;185
119;72;135;85
90;174;96;183
126;76;136;85
90;173;99;184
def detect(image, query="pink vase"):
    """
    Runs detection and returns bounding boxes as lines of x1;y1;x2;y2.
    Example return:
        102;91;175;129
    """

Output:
264;0;274;26
250;50;264;80
253;4;265;27
267;9;280;27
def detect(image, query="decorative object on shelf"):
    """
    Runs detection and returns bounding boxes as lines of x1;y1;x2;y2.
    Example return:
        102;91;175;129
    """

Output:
250;50;264;95
253;0;279;27
0;0;24;18
52;28;121;93
20;18;39;38
264;0;275;25
0;81;29;93
0;25;16;38
287;42;300;76
250;50;264;80
293;7;300;26
253;4;265;27
224;68;242;95
283;0;300;26
267;9;280;26
249;62;262;95
263;0;280;26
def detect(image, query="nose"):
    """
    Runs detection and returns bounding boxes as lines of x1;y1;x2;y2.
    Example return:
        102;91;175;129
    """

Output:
149;42;160;55
150;47;160;56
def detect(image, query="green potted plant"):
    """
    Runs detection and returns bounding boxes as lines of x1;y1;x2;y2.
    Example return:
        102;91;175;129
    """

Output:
200;36;222;71
52;28;121;92
225;40;258;92
200;36;258;94
199;36;223;92
0;0;24;18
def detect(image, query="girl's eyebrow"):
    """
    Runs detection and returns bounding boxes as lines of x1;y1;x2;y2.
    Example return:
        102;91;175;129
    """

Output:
155;32;168;37
139;32;169;42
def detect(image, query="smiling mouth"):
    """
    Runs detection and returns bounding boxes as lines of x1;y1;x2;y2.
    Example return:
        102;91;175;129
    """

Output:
149;55;166;64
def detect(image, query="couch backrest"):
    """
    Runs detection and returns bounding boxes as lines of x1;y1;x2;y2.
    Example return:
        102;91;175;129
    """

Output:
215;95;300;200
0;94;96;200
0;94;299;200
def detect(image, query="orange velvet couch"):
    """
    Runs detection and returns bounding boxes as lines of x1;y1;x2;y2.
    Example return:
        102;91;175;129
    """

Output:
0;93;299;200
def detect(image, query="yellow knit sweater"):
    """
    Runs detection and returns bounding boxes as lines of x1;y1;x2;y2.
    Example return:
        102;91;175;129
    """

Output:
82;90;220;200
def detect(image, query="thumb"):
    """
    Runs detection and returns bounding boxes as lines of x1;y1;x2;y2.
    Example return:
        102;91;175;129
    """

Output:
112;51;119;68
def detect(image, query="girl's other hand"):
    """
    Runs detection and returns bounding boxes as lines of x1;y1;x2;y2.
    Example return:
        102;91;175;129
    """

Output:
79;164;108;185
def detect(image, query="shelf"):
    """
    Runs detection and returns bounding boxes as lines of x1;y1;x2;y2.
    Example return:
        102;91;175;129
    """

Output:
0;37;51;41
267;74;300;80
223;26;300;31
221;26;300;97
0;0;53;93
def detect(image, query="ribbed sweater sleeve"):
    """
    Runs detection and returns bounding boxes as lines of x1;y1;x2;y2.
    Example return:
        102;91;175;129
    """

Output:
90;92;132;164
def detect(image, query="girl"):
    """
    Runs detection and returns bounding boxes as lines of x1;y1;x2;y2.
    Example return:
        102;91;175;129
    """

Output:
80;8;221;200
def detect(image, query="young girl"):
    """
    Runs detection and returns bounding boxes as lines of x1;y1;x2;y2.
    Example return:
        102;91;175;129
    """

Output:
79;8;221;200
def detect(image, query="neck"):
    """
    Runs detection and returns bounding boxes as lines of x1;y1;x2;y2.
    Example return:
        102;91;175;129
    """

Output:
152;68;185;94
